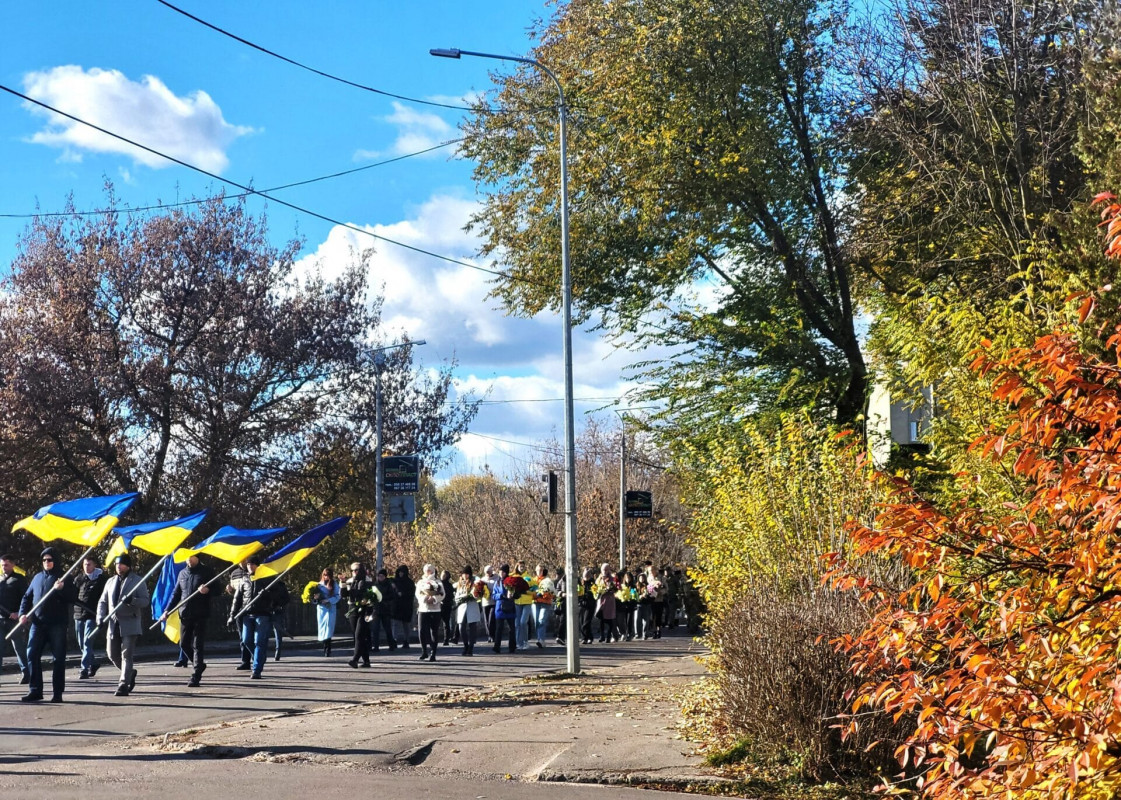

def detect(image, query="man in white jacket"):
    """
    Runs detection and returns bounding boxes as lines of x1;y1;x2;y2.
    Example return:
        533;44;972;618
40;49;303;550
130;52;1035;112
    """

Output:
96;554;150;697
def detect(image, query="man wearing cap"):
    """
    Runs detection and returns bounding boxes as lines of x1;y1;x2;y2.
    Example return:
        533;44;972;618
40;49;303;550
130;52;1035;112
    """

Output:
162;553;215;687
0;554;30;685
18;547;78;702
73;554;107;680
227;553;289;679
96;553;150;697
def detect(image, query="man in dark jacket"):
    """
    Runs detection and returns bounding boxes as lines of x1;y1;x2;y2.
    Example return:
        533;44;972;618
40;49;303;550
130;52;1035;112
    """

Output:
0;553;30;684
371;568;397;652
18;547;78;702
163;553;215;687
73;555;107;679
227;554;289;679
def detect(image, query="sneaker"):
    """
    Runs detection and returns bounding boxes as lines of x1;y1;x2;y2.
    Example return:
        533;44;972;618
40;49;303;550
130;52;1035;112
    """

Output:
187;678;200;688
174;660;188;668
20;692;43;703
250;672;262;679
536;641;544;648
418;651;429;661
236;663;251;671
50;694;63;703
428;653;436;662
88;663;99;678
114;685;130;697
127;668;137;691
79;669;90;680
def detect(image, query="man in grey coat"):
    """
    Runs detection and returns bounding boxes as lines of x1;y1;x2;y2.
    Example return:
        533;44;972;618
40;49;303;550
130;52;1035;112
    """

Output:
96;554;150;697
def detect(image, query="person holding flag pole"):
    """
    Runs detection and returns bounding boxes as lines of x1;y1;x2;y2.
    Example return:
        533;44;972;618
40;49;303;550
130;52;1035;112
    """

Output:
229;517;349;678
9;493;139;703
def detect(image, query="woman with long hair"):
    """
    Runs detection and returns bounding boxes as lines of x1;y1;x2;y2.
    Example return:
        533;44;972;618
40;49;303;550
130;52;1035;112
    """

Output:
415;564;445;662
341;562;378;668
316;567;341;656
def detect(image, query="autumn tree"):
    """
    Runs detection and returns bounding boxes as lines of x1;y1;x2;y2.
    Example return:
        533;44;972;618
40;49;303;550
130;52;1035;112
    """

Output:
461;0;867;426
831;203;1121;798
0;192;477;562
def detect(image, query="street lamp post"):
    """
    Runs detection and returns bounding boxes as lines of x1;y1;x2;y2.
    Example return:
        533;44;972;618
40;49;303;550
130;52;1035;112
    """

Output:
431;46;580;674
372;339;425;574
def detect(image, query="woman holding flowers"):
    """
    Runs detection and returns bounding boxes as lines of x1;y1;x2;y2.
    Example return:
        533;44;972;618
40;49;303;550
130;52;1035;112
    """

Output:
593;564;617;643
635;573;654;640
454;566;485;656
316;568;341;655
341;562;379;668
415;564;445;662
491;564;518;653
532;565;555;648
616;571;639;641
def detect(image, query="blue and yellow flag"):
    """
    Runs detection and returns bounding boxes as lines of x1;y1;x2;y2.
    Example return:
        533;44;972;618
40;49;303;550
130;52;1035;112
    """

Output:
175;525;286;565
13;493;139;548
151;555;186;644
252;517;349;580
104;510;208;566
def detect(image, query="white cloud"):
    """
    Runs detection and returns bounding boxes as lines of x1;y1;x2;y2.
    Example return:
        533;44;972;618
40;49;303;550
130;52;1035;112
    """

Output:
21;65;254;173
355;101;456;161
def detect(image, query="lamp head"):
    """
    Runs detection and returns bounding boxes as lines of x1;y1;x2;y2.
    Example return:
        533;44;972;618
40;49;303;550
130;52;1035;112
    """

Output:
429;48;461;59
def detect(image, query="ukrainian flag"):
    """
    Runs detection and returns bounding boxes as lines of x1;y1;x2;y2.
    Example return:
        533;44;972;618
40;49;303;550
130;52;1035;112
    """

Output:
13;493;139;547
175;524;287;565
252;517;349;580
151;555;186;644
104;510;209;566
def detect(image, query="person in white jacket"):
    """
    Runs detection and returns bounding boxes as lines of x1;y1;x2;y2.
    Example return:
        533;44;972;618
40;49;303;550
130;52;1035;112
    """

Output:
414;564;445;662
96;554;150;697
453;566;484;656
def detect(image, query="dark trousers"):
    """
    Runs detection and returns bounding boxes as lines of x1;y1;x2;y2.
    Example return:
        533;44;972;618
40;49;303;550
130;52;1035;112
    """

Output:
483;605;495;640
371;613;395;650
419;612;441;653
180;617;208;678
580;604;594;641
439;608;453;643
351;614;371;665
492;617;516;652
27;621;67;696
458;620;477;652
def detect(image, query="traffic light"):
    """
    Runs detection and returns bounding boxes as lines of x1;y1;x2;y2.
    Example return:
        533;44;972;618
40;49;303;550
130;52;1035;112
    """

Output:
541;470;559;514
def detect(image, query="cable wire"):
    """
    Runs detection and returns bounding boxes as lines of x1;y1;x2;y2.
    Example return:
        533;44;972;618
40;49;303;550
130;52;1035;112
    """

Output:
155;0;547;116
0;83;546;287
0;138;462;220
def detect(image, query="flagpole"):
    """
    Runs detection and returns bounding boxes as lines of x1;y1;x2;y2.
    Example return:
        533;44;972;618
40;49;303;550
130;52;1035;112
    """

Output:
231;565;298;623
149;562;236;630
91;553;168;633
6;544;96;640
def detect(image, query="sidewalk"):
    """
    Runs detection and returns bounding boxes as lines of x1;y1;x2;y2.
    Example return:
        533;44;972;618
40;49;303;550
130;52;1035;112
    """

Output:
144;640;725;789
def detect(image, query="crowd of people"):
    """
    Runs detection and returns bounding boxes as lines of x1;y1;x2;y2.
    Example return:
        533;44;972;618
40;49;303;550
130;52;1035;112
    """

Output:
0;547;699;703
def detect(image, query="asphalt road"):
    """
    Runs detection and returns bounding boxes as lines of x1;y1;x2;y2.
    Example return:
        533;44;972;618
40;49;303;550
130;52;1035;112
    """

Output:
2;630;701;759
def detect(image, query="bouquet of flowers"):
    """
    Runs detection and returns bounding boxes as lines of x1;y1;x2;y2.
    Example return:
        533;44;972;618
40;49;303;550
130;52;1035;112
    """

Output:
591;578;613;599
352;584;382;610
419;578;442;608
471;579;489;600
503;575;529;599
535;590;555;605
301;581;323;604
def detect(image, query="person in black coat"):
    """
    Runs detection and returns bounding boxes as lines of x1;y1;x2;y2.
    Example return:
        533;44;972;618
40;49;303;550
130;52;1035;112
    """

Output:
439;569;455;645
391;565;414;648
73;555;107;679
371;568;397;652
163;553;215;687
227;554;289;679
341;562;376;668
18;547;78;702
0;554;30;683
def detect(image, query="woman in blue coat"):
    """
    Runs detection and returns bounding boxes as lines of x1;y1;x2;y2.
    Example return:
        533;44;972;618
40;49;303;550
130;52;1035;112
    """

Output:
316;567;341;656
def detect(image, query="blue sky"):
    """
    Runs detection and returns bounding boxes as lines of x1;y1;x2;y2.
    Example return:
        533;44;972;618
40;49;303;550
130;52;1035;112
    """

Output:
0;1;662;478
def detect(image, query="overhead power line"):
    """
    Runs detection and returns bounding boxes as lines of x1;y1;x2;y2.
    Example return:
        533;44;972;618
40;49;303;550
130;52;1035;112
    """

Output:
155;0;547;116
0;138;462;220
0;83;542;287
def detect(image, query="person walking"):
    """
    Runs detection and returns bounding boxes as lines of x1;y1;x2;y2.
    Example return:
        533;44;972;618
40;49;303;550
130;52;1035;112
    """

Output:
532;565;555;648
371;568;397;652
491;564;517;654
0;554;30;685
391;565;415;649
635;573;654;640
480;564;498;642
316;567;341;656
415;564;445;662
96;554;150;697
18;547;77;702
342;562;377;668
161;553;216;687
593;564;618;643
439;569;455;645
228;559;253;670
579;567;596;644
73;554;106;680
227;554;289;679
453;566;483;656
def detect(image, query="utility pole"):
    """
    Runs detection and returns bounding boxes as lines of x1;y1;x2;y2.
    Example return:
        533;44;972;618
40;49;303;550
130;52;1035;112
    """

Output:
619;425;626;572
